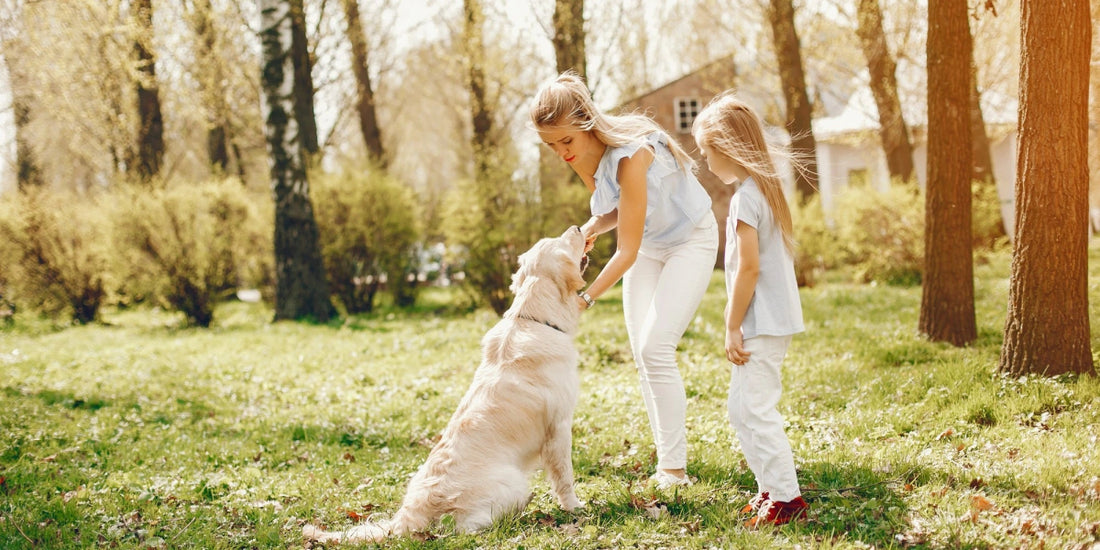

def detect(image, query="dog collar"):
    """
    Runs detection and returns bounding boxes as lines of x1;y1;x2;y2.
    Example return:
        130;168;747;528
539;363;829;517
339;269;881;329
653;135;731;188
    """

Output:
517;314;565;334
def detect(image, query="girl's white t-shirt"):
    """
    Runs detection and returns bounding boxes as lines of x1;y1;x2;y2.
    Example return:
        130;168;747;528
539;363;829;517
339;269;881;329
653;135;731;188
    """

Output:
724;178;804;339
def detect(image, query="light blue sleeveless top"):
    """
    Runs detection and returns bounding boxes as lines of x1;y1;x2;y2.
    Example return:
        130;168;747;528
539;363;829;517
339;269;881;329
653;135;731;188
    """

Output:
590;132;712;248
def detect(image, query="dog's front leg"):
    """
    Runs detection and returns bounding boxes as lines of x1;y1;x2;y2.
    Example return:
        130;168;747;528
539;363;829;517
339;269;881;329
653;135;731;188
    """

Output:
541;418;583;511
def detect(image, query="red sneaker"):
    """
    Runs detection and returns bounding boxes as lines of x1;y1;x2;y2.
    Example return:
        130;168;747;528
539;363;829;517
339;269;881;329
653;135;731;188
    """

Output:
739;492;769;515
745;496;808;527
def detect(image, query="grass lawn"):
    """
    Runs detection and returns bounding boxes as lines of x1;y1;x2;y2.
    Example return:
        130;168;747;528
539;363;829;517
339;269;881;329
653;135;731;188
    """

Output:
1;245;1099;549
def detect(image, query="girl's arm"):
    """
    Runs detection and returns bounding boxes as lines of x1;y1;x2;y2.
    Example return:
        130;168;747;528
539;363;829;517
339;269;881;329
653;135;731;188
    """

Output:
579;147;653;303
725;221;759;365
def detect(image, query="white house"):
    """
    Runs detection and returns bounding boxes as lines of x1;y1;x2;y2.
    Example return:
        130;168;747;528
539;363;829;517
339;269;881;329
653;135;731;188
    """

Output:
812;81;1019;238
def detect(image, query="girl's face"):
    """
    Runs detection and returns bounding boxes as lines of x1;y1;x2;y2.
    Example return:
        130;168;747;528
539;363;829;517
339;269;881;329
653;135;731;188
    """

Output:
698;143;746;185
538;126;604;170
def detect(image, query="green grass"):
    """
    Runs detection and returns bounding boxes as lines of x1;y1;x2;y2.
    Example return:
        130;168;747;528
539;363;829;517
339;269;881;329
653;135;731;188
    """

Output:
1;246;1099;549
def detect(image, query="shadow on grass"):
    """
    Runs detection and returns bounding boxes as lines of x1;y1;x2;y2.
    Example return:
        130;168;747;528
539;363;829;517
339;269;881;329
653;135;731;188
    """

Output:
3;386;110;411
793;461;919;547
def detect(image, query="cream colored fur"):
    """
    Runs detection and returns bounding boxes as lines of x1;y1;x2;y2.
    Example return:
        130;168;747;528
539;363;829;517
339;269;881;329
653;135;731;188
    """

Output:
303;226;589;544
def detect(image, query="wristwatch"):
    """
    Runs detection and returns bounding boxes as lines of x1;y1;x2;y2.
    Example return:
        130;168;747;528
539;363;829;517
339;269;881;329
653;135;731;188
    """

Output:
578;290;595;309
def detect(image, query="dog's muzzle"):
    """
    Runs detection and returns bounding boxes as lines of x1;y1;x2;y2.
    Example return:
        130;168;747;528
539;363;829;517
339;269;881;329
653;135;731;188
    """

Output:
580;255;589;274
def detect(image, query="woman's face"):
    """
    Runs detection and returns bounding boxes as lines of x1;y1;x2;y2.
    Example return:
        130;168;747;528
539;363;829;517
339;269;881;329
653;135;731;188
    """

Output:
698;142;745;185
538;126;603;170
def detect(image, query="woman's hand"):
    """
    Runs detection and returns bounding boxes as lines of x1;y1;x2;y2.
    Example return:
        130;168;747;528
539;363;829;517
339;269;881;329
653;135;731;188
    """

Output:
584;234;597;253
575;293;590;312
725;328;750;365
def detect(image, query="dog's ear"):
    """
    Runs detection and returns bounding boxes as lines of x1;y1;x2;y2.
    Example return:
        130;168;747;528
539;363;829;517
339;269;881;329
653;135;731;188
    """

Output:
511;239;546;294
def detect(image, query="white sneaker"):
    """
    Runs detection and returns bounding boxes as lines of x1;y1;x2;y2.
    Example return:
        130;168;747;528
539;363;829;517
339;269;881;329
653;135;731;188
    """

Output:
650;471;693;490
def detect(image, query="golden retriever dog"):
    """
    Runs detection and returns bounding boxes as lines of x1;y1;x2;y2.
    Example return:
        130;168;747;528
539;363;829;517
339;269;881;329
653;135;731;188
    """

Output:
303;226;589;543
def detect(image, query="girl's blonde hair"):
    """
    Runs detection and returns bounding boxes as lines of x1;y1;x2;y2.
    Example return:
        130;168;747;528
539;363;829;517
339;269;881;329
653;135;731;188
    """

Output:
692;92;796;255
529;71;695;172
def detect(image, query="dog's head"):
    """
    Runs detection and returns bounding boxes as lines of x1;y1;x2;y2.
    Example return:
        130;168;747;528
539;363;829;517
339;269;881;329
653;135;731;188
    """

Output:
510;225;588;300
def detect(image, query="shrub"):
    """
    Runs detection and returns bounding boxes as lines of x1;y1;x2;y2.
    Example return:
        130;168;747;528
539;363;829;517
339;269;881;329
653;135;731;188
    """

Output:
791;194;842;287
312;167;422;314
832;183;925;285
971;180;1010;250
442;160;540;315
112;180;272;327
0;188;113;323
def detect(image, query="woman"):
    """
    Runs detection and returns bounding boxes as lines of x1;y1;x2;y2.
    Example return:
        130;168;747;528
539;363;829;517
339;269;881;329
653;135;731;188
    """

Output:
529;71;718;488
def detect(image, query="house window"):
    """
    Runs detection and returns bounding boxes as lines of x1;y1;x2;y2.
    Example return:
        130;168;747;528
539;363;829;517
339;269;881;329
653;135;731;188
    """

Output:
675;98;700;134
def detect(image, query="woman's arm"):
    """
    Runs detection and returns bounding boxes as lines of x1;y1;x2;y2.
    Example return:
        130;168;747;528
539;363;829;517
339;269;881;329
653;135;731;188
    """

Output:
581;147;653;302
725;221;759;365
580;210;618;251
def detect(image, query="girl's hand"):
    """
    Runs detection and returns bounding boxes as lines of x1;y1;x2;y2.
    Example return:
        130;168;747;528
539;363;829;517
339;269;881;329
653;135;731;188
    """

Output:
584;234;597;253
725;329;750;365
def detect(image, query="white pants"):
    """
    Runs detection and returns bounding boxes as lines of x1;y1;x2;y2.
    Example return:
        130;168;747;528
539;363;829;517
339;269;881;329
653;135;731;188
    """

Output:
622;216;718;471
727;334;801;502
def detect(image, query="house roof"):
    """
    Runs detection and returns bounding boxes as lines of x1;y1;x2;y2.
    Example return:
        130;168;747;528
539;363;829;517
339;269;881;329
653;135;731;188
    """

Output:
813;62;1018;140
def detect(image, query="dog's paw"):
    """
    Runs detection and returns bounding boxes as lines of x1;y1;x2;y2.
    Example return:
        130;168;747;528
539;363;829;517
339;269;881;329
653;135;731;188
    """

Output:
559;496;584;512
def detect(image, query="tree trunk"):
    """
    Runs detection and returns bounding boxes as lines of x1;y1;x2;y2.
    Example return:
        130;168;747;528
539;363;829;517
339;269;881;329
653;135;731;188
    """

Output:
969;61;995;186
4;47;44;189
260;0;335;323
187;0;231;172
342;0;387;167
553;0;586;79
998;0;1093;376
969;57;1008;242
920;0;976;347
289;0;319;156
13;97;43;189
463;0;514;315
1091;0;1100;234
132;0;164;181
766;0;819;200
466;0;492;180
856;0;915;184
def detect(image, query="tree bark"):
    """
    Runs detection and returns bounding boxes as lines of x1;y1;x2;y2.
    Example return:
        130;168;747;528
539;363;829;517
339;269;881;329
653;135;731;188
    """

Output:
920;0;976;346
856;0;915;184
766;0;819;200
132;0;164;181
998;0;1093;376
289;0;319;156
260;0;335;323
342;0;387;167
553;0;586;79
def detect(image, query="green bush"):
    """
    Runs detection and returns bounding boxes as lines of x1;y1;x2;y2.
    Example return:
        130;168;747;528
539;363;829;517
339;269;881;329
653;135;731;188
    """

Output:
971;180;1010;250
112;179;272;327
312;167;422;314
0;188;113;323
442;160;540;315
791;194;842;287
832;183;925;285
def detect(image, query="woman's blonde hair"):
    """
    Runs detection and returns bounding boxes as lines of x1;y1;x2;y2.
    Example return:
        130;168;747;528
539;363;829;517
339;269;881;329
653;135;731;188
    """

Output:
529;71;695;172
692;92;796;255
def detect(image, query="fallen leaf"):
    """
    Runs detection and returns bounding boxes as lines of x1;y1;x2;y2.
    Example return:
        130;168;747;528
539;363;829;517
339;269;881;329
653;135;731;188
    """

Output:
936;429;953;441
968;495;994;523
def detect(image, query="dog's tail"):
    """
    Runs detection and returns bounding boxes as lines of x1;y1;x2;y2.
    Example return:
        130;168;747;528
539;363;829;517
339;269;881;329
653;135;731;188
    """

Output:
302;519;391;544
302;502;436;544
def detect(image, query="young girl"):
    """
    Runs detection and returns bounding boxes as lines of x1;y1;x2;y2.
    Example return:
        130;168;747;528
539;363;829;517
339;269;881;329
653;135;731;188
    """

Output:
692;92;809;526
529;71;718;489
